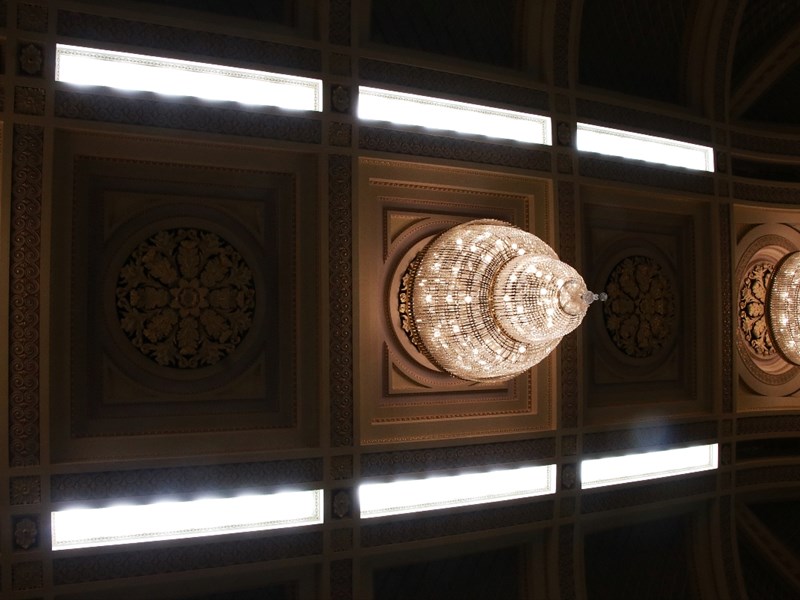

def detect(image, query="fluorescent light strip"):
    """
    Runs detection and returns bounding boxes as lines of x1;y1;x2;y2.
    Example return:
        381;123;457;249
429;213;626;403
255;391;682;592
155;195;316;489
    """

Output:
576;123;714;171
359;465;555;519
51;489;323;550
358;86;552;145
56;44;322;111
581;443;718;490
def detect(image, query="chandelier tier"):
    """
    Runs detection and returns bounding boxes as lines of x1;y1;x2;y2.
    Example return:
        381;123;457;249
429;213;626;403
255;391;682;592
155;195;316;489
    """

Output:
768;251;800;365
402;219;603;382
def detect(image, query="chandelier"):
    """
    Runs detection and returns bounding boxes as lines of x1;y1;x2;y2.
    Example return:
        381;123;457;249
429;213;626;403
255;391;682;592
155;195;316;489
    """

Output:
768;251;800;364
400;219;604;382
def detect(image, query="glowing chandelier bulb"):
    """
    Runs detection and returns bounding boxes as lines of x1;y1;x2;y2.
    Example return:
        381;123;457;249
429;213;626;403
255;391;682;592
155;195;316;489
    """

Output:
402;219;603;382
768;251;800;364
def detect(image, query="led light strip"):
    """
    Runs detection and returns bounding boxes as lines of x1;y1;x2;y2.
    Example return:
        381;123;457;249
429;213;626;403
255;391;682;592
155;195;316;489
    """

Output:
52;489;323;550
581;443;718;489
577;123;714;171
359;465;556;519
56;44;322;111
358;86;552;145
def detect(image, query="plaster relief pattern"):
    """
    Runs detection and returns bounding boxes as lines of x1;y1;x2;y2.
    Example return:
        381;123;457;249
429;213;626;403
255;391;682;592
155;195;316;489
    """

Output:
604;255;676;358
116;228;255;369
9;124;42;467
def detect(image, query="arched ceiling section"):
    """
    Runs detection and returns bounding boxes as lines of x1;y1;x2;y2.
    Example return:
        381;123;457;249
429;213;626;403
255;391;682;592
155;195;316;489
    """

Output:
730;1;800;124
577;0;693;105
368;0;525;70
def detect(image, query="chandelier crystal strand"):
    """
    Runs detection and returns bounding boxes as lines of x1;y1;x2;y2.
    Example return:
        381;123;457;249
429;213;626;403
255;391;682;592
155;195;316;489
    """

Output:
768;252;800;364
407;219;602;382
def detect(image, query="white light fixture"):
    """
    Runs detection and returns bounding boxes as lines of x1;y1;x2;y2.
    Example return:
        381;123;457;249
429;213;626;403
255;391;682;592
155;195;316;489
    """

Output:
580;443;719;489
56;44;322;111
768;251;800;364
576;123;714;171
51;489;323;550
358;86;552;145
400;219;603;382
359;465;555;519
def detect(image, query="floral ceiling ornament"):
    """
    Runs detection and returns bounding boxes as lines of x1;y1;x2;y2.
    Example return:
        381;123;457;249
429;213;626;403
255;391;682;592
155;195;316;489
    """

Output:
116;228;256;369
739;262;775;357
400;219;604;382
603;255;676;358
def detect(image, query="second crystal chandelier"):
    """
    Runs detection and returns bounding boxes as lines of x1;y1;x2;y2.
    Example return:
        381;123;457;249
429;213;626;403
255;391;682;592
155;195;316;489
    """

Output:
401;219;604;382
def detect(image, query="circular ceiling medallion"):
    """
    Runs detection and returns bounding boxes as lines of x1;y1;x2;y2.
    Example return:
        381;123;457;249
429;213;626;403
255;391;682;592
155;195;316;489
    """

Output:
738;262;775;357
603;255;676;358
115;228;256;369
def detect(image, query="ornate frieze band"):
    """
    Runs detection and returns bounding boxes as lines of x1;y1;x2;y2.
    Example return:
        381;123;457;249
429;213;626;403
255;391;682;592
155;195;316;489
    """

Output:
56;10;321;71
361;438;556;477
576;99;712;142
720;205;733;413
580;474;716;514
737;415;800;436
359;126;551;171
51;459;323;502
358;59;549;111
579;157;715;195
9;124;43;467
732;182;800;204
53;531;323;584
361;499;554;547
55;91;322;143
582;422;717;454
329;154;354;447
731;131;800;157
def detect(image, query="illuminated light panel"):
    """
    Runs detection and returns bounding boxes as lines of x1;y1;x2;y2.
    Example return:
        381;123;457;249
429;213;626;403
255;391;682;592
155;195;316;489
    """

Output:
51;490;323;550
55;44;322;111
359;465;555;519
580;443;718;490
358;86;552;145
576;123;714;171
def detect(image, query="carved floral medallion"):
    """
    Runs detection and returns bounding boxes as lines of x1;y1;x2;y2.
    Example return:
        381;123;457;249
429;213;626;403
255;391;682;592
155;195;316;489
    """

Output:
738;262;775;357
116;228;255;369
603;255;676;358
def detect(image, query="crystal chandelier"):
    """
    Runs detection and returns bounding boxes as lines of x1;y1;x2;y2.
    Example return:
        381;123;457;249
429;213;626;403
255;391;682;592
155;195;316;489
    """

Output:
768;251;800;364
401;219;604;382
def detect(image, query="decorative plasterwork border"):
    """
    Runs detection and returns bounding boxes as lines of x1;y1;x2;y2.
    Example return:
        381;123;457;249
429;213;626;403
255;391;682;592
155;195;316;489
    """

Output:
9;124;43;467
361;438;556;477
580;474;716;514
360;499;554;547
56;10;321;71
52;531;323;585
358;58;549;110
50;459;323;502
582;421;718;454
329;154;354;447
358;126;551;171
578;157;715;194
576;99;713;142
55;91;322;144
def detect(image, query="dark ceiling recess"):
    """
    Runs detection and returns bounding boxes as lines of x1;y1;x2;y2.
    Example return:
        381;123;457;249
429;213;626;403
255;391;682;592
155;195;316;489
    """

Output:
579;0;689;104
135;0;294;25
373;546;523;600
738;531;800;600
731;0;800;89
749;500;800;557
742;60;800;126
369;0;521;69
584;515;701;600
732;157;800;182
